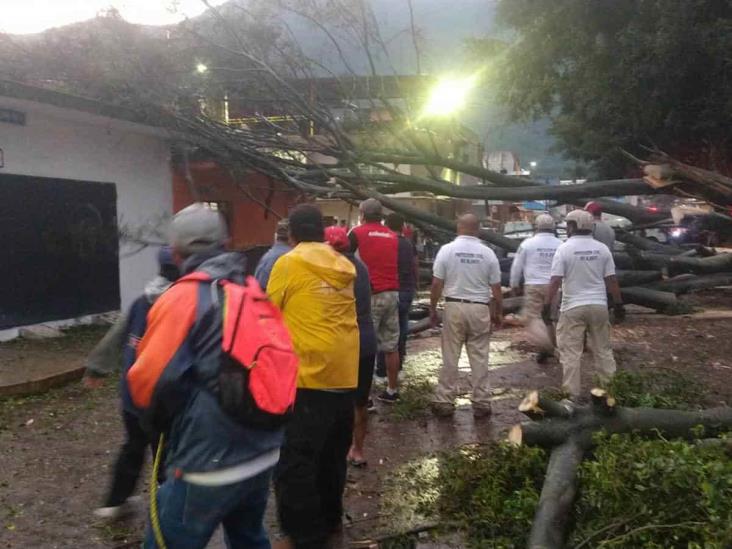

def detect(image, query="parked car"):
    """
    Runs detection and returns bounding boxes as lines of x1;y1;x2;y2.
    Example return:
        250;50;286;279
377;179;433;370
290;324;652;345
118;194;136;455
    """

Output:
502;221;534;240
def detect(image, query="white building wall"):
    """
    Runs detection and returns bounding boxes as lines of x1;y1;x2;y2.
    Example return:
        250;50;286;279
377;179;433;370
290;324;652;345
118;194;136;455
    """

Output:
0;97;172;316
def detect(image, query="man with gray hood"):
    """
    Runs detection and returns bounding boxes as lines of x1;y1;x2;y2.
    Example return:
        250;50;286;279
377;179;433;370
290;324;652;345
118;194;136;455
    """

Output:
127;203;282;549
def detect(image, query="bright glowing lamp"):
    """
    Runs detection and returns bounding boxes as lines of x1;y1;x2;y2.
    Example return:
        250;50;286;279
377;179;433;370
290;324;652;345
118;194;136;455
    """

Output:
196;63;208;74
422;75;476;117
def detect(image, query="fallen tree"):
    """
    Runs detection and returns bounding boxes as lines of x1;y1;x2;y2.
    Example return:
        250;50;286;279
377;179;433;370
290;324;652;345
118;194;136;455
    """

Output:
652;272;732;294
510;390;732;549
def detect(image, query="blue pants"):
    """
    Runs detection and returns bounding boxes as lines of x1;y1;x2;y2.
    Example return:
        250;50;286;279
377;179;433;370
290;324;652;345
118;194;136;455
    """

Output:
144;468;273;549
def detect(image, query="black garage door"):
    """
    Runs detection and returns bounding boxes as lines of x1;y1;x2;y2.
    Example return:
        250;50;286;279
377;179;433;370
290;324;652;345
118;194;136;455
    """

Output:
0;173;119;329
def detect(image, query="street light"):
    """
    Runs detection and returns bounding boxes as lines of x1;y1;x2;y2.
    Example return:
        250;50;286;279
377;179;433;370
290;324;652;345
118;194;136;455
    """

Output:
422;74;477;117
530;161;538;168
196;63;208;74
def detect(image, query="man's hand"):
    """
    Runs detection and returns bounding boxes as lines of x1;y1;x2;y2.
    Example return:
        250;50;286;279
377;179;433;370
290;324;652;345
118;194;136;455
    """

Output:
541;304;552;325
613;303;626;324
492;312;503;330
82;375;105;389
430;308;440;328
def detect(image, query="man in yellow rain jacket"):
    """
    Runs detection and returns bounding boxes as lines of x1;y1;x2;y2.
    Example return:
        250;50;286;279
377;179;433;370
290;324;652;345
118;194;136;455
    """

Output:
267;204;358;549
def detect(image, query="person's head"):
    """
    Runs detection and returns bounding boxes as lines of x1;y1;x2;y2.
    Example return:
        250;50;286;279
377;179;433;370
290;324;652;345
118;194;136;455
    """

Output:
157;246;180;281
456;213;480;237
385;212;404;233
584;201;603;219
324;225;349;253
565;209;594;237
288;204;325;244
274;218;290;243
169;202;228;263
534;213;555;233
359;198;383;223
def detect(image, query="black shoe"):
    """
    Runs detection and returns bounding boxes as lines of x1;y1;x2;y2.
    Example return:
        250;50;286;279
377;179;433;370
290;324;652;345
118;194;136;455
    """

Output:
366;398;376;413
536;351;551;364
377;390;400;403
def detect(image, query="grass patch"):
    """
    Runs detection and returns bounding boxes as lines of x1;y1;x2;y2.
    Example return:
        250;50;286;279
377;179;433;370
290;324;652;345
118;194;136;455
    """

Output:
382;443;548;548
608;369;704;410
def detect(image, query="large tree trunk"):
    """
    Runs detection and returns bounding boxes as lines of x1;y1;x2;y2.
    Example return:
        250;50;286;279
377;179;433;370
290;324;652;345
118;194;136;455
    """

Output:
528;437;585;549
511;400;732;449
338;178;520;251
362;174;654;202
620;286;681;313
651;273;732;294
511;391;732;548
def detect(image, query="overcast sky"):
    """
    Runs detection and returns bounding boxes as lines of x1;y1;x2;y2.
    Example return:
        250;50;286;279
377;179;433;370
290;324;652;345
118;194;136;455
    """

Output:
2;0;226;34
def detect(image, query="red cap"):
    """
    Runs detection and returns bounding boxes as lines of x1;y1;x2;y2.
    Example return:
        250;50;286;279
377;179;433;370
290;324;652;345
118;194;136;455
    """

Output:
584;201;603;216
324;226;350;252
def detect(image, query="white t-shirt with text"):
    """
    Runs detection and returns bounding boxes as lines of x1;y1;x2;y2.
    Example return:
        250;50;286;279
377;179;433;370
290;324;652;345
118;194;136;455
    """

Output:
433;235;501;303
509;232;562;287
550;235;615;311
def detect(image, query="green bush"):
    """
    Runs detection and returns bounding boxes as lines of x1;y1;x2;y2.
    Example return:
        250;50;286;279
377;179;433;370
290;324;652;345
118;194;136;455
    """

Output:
608;369;704;410
425;443;548;548
571;434;732;548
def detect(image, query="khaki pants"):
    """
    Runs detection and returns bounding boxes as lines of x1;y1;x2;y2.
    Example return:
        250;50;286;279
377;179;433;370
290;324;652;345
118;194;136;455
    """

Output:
556;304;616;398
522;284;548;321
522;284;555;352
433;302;492;408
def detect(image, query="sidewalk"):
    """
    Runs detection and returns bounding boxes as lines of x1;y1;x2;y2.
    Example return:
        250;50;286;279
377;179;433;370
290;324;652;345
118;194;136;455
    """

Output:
0;325;108;397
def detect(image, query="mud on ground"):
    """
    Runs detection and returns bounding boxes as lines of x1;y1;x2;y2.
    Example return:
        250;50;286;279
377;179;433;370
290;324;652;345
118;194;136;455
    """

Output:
2;291;732;547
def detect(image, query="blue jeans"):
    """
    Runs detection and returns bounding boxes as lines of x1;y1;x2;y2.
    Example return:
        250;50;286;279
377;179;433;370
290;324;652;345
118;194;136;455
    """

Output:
144;467;273;549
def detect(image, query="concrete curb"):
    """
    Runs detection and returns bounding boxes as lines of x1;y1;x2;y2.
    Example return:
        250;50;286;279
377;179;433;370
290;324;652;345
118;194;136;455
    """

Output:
0;366;85;398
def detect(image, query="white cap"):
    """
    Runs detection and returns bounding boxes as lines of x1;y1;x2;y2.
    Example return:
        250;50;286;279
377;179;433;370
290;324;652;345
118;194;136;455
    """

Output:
535;214;555;230
565;209;594;231
169;203;228;254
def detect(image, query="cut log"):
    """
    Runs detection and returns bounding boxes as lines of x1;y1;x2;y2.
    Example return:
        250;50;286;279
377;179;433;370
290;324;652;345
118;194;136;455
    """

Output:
620;287;681;313
408;312;440;335
651;273;732;294
519;390;574;421
615;229;679;253
513;399;732;449
527;437;585;549
666;253;732;276
615;270;663;286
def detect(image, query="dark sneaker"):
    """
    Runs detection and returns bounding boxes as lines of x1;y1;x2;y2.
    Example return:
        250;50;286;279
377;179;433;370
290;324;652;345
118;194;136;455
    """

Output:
377;390;400;403
473;404;493;419
430;403;455;417
536;351;552;364
366;398;377;413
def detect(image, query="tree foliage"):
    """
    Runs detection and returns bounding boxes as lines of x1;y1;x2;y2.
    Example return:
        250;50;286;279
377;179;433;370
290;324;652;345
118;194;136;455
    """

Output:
482;0;732;176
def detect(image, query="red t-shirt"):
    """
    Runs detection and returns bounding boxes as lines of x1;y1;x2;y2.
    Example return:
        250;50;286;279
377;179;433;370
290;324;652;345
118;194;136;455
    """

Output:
349;222;399;293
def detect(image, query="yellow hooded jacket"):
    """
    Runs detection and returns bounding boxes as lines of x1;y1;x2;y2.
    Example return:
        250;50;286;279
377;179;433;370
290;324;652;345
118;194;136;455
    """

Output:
267;242;359;390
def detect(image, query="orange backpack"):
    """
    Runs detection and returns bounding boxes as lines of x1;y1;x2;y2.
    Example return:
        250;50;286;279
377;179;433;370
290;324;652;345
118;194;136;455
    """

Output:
180;273;299;430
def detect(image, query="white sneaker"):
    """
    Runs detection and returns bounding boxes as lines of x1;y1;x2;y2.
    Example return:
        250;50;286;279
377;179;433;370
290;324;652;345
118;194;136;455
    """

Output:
93;496;141;519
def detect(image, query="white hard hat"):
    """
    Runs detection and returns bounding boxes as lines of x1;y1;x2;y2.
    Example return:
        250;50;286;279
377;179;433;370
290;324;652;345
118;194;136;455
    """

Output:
565;209;594;231
535;214;555;230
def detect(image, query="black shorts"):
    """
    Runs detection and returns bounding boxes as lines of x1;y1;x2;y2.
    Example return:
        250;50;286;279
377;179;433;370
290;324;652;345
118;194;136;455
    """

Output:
355;353;376;407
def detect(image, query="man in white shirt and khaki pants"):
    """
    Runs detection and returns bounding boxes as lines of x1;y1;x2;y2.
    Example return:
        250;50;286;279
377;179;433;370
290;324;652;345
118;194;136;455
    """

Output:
544;209;625;401
509;213;562;363
429;214;503;418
